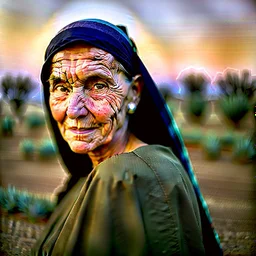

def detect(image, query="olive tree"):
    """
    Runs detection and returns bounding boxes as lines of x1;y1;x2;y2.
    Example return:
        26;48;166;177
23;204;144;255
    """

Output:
216;69;256;128
1;74;35;122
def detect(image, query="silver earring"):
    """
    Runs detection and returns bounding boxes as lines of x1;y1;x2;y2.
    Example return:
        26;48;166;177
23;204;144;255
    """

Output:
127;102;136;114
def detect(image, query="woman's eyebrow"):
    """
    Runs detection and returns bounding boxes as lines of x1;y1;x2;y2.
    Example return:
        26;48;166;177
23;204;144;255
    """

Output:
47;70;115;87
47;74;65;85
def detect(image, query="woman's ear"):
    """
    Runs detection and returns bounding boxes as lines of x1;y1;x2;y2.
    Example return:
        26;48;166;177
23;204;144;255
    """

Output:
126;75;144;114
130;74;144;101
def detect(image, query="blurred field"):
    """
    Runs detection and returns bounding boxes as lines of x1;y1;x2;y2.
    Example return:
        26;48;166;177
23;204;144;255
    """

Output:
0;101;255;255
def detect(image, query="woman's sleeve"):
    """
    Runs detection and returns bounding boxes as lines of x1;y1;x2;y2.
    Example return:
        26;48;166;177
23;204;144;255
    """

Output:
32;152;205;256
32;158;148;256
133;153;206;255
69;167;148;256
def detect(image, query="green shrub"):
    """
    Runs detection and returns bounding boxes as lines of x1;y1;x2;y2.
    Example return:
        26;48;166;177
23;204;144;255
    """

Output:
19;139;36;159
16;190;34;213
37;139;57;159
219;94;250;128
217;69;256;100
181;129;203;145
19;138;58;160
184;92;208;124
0;185;19;213
0;186;56;220
232;136;255;163
220;132;235;148
1;74;35;120
25;197;56;221
202;134;221;160
187;93;207;117
25;112;45;129
17;190;55;220
1;116;15;136
0;187;4;205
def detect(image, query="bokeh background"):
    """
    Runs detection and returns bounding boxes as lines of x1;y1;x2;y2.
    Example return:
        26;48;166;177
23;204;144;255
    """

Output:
0;0;255;255
1;0;256;86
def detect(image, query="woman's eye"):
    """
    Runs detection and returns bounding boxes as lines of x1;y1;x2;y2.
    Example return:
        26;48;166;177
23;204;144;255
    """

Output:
93;83;107;90
55;85;71;93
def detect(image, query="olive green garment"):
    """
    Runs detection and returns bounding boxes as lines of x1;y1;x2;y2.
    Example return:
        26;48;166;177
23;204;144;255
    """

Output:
32;145;205;255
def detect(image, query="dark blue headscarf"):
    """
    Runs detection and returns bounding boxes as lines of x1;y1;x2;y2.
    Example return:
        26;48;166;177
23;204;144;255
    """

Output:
41;18;222;255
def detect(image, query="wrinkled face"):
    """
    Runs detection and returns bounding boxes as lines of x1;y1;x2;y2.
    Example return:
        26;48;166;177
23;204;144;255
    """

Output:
48;44;133;154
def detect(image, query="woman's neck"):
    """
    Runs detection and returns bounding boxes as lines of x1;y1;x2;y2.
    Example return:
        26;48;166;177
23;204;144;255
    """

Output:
88;130;147;168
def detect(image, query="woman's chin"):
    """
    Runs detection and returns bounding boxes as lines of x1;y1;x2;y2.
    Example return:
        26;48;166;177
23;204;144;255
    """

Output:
68;141;95;154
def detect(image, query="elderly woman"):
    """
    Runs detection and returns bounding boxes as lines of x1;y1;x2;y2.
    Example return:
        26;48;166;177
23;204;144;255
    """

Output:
32;19;222;255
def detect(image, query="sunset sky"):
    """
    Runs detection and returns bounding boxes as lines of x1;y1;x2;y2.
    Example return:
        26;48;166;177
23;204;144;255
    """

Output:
1;0;256;88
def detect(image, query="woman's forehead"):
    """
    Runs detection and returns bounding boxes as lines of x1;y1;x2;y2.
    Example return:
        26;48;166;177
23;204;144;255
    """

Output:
51;43;112;63
49;43;130;80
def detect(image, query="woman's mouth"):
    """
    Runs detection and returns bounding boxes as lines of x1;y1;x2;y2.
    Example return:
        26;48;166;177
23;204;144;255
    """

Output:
67;127;97;134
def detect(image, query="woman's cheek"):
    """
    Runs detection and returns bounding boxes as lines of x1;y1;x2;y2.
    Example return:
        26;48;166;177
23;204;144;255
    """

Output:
49;98;67;122
102;104;117;121
97;106;113;122
88;99;115;122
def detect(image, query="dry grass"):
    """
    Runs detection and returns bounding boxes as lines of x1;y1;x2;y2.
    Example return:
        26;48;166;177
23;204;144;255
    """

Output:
0;101;255;255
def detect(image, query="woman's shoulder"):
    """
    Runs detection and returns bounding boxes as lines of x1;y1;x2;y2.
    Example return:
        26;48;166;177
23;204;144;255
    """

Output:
133;144;182;165
95;144;185;184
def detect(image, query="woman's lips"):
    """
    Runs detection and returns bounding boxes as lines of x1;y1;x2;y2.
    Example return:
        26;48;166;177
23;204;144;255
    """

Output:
67;127;97;134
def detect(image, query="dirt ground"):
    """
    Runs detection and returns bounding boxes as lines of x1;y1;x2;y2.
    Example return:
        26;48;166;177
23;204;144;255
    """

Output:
0;103;255;255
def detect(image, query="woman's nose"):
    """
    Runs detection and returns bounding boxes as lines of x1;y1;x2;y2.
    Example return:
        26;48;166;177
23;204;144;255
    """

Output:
66;93;88;119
